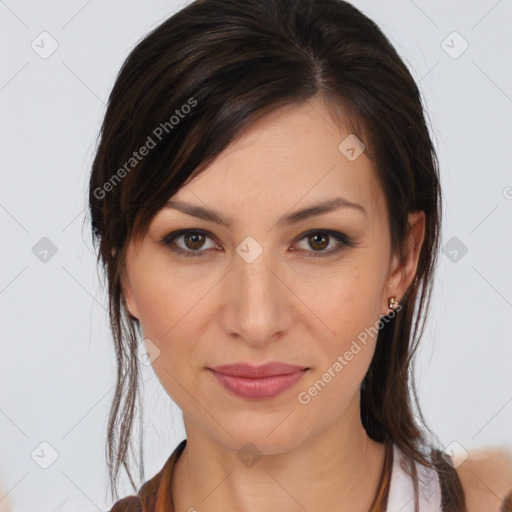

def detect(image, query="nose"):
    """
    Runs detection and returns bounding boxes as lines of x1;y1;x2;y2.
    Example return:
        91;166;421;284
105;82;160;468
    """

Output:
222;245;293;347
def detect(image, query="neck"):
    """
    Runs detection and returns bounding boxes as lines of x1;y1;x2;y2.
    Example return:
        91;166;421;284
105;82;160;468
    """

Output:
171;395;387;512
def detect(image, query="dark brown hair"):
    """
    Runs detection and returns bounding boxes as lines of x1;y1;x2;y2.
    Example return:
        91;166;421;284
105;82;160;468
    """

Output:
88;0;465;509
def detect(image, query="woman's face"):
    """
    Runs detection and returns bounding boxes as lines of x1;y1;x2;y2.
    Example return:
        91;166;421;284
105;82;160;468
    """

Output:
122;95;424;454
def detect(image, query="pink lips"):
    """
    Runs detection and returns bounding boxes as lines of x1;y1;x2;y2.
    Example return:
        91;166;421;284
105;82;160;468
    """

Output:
208;362;308;399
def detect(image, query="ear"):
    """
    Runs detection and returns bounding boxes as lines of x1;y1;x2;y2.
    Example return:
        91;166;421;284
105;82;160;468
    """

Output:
383;210;426;313
120;269;140;321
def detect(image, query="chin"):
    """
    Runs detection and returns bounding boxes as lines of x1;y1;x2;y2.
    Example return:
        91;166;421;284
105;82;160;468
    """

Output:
206;414;317;456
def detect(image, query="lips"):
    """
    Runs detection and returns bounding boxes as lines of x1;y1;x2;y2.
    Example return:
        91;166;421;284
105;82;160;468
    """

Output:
208;362;309;399
209;362;308;378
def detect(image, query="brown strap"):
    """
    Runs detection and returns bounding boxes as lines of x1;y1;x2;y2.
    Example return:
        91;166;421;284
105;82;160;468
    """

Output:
142;439;187;512
500;490;512;512
108;439;187;512
109;495;142;512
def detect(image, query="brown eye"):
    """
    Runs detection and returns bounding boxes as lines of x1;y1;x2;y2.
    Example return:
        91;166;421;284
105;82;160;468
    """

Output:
160;229;353;259
307;232;329;251
183;232;206;250
160;229;217;257
293;230;353;258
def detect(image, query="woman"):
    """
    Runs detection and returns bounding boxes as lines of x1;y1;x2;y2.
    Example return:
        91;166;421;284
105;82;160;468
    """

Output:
88;0;512;510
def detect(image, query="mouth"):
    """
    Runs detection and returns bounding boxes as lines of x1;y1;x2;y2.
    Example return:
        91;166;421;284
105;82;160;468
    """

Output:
207;362;310;399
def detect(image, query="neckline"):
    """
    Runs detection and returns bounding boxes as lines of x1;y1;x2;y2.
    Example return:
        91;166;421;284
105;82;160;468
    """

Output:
151;438;397;512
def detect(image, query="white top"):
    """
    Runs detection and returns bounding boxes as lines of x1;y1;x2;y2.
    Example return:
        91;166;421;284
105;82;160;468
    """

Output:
387;444;443;512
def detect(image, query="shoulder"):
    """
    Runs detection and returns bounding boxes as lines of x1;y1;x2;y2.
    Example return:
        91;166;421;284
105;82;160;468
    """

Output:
455;446;512;512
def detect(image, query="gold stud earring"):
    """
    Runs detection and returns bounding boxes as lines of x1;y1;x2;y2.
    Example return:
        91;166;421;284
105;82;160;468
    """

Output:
388;296;399;310
380;296;400;319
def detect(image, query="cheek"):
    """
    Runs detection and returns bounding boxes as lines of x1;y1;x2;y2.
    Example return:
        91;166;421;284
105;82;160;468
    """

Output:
297;270;381;415
133;263;216;389
298;260;384;405
134;257;212;340
136;277;201;407
309;262;384;347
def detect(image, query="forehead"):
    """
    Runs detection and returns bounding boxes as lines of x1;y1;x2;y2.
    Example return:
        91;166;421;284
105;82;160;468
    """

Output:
169;97;384;228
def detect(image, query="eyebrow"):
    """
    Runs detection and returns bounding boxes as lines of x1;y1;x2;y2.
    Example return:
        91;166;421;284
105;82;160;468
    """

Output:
164;196;367;229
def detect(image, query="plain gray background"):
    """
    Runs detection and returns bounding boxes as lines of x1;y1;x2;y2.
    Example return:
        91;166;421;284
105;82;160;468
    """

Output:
1;0;511;510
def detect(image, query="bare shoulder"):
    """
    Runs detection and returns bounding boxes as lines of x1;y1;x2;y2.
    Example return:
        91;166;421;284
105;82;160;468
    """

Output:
455;446;512;512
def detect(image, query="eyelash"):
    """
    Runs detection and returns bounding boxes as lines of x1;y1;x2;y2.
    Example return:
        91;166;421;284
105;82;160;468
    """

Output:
159;229;353;258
